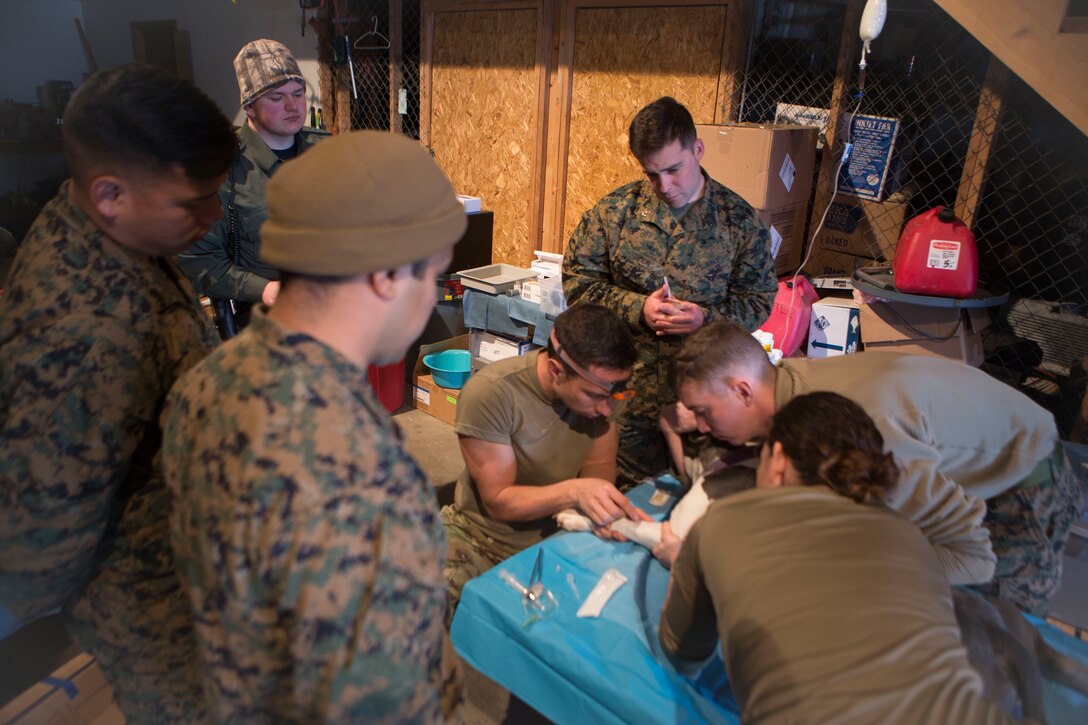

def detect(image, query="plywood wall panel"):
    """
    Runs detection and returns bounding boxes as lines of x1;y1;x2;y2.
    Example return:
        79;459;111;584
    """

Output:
430;9;539;266
558;5;727;246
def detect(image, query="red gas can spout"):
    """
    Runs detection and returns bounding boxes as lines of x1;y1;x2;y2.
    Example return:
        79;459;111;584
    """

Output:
937;206;955;223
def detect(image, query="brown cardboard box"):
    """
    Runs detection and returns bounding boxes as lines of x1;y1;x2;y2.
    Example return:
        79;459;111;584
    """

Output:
413;374;462;426
697;123;818;209
860;301;991;366
412;334;469;425
0;653;119;724
813;197;909;259
804;247;874;277
756;202;807;275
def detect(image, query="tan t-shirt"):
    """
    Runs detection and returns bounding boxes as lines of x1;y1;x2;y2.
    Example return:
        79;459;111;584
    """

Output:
776;353;1058;585
453;350;613;553
661;487;1014;725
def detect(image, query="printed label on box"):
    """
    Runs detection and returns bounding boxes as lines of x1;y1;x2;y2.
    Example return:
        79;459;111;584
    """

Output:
779;154;796;192
926;240;961;270
769;225;783;258
414;386;430;406
824;201;863;233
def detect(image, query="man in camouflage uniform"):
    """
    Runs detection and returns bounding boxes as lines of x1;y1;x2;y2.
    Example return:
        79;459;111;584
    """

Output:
179;39;315;334
0;65;235;722
670;321;1084;616
563;96;777;488
442;303;649;618
162;131;467;722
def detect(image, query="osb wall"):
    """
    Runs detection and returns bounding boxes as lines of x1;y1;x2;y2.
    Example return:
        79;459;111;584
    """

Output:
558;5;727;247
430;9;539;267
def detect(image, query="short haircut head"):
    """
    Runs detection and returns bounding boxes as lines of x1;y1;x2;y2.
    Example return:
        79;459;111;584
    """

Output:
62;64;236;185
669;321;774;393
628;96;697;160
767;392;899;505
547;303;636;372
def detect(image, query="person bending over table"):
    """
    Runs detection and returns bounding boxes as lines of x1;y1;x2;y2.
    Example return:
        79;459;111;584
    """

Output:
654;392;1016;724
668;321;1081;617
442;303;652;617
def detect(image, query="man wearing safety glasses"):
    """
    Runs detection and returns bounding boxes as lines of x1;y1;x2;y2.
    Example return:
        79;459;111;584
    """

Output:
442;304;653;617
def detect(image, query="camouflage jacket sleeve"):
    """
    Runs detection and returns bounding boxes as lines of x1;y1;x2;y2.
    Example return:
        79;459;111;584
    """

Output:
562;203;649;330
0;314;157;622
699;199;777;332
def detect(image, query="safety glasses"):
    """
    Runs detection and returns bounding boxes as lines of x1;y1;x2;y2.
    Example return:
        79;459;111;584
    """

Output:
549;329;636;401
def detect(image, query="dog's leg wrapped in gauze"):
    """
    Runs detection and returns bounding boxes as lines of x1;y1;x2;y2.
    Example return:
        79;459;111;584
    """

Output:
555;469;714;549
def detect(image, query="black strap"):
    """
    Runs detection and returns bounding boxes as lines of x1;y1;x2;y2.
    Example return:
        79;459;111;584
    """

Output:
211;157;242;341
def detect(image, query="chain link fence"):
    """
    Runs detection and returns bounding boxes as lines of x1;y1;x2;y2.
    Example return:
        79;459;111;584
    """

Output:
737;0;1088;440
320;0;1087;438
317;0;421;138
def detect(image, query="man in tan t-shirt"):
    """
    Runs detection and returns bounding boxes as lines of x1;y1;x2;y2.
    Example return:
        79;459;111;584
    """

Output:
441;304;651;615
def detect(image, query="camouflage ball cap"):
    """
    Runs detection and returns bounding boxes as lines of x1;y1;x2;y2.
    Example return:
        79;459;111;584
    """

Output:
260;131;467;276
234;39;305;106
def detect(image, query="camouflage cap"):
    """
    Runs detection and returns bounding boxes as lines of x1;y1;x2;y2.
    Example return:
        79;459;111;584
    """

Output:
234;39;305;107
260;131;467;276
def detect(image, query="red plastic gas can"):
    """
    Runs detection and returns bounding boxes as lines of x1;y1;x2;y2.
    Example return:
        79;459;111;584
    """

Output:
759;275;818;356
892;206;978;298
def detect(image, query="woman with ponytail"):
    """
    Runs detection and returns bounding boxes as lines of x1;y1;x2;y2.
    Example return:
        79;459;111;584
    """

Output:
656;392;1014;724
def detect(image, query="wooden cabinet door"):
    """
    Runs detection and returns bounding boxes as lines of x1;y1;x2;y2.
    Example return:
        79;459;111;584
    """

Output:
543;0;745;252
421;0;553;266
422;0;747;262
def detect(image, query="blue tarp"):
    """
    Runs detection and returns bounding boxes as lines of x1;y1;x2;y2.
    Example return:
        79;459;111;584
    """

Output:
452;481;1088;724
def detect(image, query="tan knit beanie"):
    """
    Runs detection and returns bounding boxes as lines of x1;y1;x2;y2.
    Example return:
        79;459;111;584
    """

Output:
234;39;305;107
260;131;467;276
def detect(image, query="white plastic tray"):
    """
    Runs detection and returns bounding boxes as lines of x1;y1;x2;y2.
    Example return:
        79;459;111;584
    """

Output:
456;263;537;294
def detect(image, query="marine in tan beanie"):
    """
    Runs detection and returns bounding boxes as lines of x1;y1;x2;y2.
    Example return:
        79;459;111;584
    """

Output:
160;129;468;723
260;129;465;364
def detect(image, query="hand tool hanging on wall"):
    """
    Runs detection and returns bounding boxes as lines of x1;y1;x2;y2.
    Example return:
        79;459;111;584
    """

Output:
299;0;324;37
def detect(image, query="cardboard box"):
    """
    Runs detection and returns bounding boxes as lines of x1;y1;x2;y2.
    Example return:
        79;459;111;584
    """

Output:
413;375;462;426
0;653;118;724
697;123;818;209
814;197;909;259
456;194;482;213
412;334;469;425
756;202;807;275
804;246;874;278
470;329;534;363
808;299;860;357
860;301;990;366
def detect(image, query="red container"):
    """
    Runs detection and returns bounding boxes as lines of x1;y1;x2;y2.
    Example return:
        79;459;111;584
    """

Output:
892;206;978;298
368;358;406;414
760;275;818;356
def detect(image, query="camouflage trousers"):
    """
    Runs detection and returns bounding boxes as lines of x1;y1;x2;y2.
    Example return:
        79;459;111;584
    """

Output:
441;505;520;627
616;419;669;492
971;446;1084;617
66;577;207;724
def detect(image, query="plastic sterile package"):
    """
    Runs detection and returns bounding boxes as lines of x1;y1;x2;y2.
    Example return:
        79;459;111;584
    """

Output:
576;568;628;618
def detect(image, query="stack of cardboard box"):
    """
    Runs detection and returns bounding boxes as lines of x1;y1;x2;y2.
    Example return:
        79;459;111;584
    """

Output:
805;197;909;276
697;123;817;275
